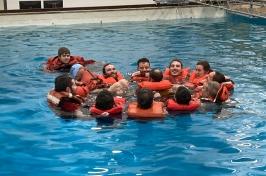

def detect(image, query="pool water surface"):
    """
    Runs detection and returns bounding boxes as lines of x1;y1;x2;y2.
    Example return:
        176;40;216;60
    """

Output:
0;15;265;175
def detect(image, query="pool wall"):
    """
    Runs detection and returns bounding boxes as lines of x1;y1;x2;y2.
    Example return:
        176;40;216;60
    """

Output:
0;6;225;27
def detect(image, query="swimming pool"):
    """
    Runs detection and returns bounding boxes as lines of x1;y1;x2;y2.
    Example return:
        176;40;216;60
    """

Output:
0;15;265;175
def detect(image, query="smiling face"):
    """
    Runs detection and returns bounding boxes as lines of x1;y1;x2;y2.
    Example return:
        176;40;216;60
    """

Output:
59;53;71;64
138;62;150;76
104;64;117;77
169;61;182;76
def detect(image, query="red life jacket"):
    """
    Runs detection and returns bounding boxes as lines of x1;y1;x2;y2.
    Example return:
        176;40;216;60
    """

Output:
127;101;165;119
138;80;172;91
89;97;126;116
98;72;124;85
131;75;149;83
163;68;190;84
167;99;200;111
47;90;81;112
45;55;86;71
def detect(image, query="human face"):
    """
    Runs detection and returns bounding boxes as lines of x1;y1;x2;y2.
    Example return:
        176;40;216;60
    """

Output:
104;64;117;77
138;62;150;75
195;64;205;77
169;61;182;76
59;53;71;64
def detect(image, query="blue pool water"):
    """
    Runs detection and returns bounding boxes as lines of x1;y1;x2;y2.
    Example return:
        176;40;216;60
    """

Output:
0;15;266;175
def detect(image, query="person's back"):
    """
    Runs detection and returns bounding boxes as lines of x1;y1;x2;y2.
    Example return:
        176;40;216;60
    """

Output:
167;86;200;111
127;88;166;118
90;90;125;116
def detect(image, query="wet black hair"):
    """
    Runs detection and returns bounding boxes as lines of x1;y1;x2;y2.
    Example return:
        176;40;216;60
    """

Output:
58;47;70;56
137;58;150;67
175;86;191;105
197;60;211;72
55;74;72;92
136;88;154;109
169;58;183;68
95;90;114;110
213;71;226;84
150;68;163;82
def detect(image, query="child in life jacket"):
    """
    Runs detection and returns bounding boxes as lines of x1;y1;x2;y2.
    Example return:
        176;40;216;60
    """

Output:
89;90;126;117
185;60;211;89
130;57;151;82
167;86;200;111
47;74;85;114
127;88;167;119
43;47;95;72
163;58;190;85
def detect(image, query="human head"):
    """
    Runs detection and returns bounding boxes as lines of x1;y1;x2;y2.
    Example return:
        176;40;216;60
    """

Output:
195;60;211;77
103;63;117;77
95;90;115;110
202;81;220;100
70;64;85;81
58;47;71;64
169;58;183;76
54;74;72;92
212;71;226;84
175;86;191;105
150;68;163;82
136;88;154;109
137;57;150;75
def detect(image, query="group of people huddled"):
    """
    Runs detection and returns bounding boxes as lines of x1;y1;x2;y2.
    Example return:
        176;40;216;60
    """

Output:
44;47;235;119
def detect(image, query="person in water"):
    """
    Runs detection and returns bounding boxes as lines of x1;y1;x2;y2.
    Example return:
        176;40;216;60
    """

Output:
43;47;95;72
163;58;190;84
98;63;124;86
89;90;126;117
131;57;151;82
47;74;85;114
127;88;167;118
186;60;212;89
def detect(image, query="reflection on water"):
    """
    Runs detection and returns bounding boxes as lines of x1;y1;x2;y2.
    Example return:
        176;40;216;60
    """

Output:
0;17;265;175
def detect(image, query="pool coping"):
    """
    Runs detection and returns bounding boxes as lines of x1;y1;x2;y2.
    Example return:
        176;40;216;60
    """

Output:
0;5;226;27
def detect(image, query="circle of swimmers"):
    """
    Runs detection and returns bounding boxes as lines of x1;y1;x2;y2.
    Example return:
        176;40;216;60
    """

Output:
44;47;235;119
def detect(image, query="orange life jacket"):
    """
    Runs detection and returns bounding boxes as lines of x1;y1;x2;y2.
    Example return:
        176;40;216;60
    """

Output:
167;99;200;111
223;81;234;92
98;72;124;85
127;101;165;119
89;97;126;115
47;90;81;112
138;80;172;91
131;75;149;83
163;68;190;84
214;83;231;103
45;55;86;71
187;71;209;87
